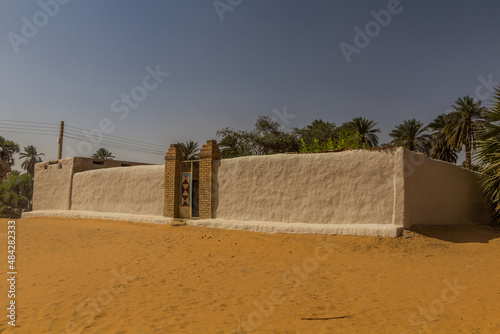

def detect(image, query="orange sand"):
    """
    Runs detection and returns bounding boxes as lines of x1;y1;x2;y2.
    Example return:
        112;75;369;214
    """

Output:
1;217;500;333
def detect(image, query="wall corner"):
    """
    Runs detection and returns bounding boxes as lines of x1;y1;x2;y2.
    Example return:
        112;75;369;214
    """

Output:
392;147;408;228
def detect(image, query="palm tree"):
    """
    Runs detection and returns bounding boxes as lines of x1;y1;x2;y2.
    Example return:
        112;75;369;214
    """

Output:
177;140;199;160
20;145;45;175
476;85;500;220
92;148;115;160
428;114;457;163
389;119;431;154
346;117;380;147
0;171;33;218
444;96;487;170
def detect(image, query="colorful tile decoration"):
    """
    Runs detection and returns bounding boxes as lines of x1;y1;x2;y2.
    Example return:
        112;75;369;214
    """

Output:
180;173;191;207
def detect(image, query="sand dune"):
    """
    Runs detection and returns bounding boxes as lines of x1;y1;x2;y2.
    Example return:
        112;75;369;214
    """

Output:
1;217;500;333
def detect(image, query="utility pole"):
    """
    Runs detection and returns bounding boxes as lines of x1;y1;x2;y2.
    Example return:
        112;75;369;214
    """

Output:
57;121;64;160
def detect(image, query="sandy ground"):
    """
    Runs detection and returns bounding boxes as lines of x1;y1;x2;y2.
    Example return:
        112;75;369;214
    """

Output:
0;217;500;334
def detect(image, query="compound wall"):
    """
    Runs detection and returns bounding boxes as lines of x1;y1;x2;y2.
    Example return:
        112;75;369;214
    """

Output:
403;150;489;227
213;149;404;227
32;157;152;211
30;147;490;236
212;148;489;229
71;165;164;216
32;158;74;211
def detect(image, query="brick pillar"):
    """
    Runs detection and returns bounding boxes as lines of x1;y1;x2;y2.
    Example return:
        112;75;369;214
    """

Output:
199;140;221;219
164;144;183;218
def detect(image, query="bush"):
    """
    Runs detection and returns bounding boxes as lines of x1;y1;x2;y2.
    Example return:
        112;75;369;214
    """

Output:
300;130;368;153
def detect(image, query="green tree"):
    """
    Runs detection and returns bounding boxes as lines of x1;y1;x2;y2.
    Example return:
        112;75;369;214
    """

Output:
428;114;458;163
217;132;252;158
177;140;199;160
476;85;500;221
0;160;10;184
250;117;300;155
389;119;431;154
0;171;33;218
343;117;380;147
444;96;487;170
0;136;20;181
293;119;337;147
92;148;115;160
217;116;300;157
20;145;45;175
299;129;368;153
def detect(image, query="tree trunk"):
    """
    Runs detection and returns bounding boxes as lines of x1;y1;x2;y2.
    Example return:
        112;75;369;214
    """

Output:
445;149;452;163
465;141;471;170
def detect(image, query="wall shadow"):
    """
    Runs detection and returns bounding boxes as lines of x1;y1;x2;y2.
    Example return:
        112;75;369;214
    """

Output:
410;224;500;243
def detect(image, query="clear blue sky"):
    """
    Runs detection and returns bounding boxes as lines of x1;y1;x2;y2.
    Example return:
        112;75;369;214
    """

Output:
1;0;499;165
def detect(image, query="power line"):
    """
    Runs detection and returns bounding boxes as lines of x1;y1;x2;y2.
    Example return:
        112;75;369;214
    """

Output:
64;134;167;154
0;129;59;137
65;124;169;150
63;135;166;155
62;129;168;152
0;119;61;127
0;119;170;156
0;120;169;150
0;123;59;130
0;125;59;134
